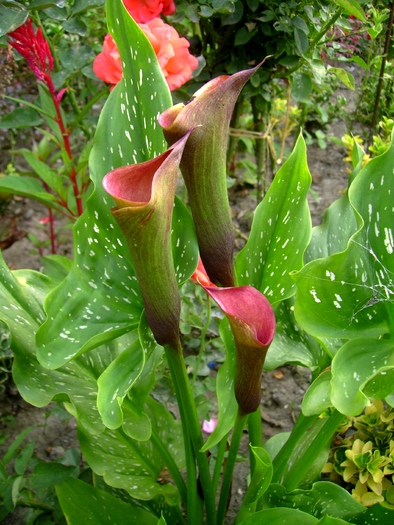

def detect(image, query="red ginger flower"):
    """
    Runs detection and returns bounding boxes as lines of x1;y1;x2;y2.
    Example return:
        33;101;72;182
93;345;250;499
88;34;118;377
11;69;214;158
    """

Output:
93;18;198;91
123;0;176;23
8;19;55;91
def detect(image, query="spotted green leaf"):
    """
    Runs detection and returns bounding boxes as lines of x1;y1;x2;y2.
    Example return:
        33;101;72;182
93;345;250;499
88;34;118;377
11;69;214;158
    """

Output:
266;298;328;372
236;134;312;306
56;477;158;525
35;0;191;369
262;481;365;522
78;397;184;505
302;370;332;416
238;508;318;525
293;136;394;338
331;338;394;416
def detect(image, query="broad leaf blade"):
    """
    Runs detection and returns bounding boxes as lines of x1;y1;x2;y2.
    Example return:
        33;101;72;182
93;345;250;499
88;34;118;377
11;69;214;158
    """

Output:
56;477;158;525
236;134;312;305
36;0;173;368
293;138;394;338
331;338;394;415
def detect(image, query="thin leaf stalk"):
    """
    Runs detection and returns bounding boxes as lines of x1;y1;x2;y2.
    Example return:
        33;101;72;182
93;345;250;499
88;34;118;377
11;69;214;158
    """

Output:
251;97;268;202
284;409;345;491
217;409;248;525
150;428;188;507
212;433;228;496
247;408;263;476
271;412;317;484
165;342;217;525
192;295;211;388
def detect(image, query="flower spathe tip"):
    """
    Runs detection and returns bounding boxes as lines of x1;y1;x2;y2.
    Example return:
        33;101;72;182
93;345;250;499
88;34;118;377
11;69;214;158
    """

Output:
192;264;276;414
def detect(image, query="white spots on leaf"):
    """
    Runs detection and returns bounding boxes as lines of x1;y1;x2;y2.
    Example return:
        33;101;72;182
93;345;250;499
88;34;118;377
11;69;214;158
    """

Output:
384;227;394;254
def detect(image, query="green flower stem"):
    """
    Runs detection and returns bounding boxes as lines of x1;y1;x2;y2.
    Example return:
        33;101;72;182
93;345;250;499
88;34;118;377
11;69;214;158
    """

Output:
150;428;188;506
165;346;200;524
271;412;317;484
217;409;248;525
165;343;217;525
212;433;229;496
192;295;211;388
284;409;345;491
248;408;263;475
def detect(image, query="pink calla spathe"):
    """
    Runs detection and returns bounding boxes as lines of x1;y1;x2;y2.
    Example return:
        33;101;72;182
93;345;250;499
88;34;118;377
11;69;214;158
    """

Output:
193;259;276;415
103;133;192;348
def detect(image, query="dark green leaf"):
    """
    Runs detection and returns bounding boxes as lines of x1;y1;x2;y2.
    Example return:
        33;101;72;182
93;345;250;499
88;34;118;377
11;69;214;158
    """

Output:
262;481;365;521
56;477;158;525
291;73;313;102
0;107;43;129
294;27;309;54
238;507;319;524
30;462;76;489
0;5;28;37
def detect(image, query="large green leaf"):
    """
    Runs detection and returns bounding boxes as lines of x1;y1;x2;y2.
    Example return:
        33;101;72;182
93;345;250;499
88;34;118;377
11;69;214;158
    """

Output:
293;137;394;338
236;134;312;306
265;298;328;372
78;397;184;505
331;338;394;415
35;0;180;369
238;508;319;525
262;481;365;521
56;477;158;525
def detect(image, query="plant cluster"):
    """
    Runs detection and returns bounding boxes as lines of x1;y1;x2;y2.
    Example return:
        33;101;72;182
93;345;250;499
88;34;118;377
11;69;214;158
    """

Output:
0;1;394;525
324;401;394;507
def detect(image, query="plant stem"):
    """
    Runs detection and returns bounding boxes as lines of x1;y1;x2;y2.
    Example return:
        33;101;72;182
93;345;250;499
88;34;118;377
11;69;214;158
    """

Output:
251;97;268;202
165;347;200;524
165;342;217;525
284;410;345;491
150;428;188;506
248;408;263;475
192;295;211;388
271;412;317;484
217;409;247;525
212;433;228;496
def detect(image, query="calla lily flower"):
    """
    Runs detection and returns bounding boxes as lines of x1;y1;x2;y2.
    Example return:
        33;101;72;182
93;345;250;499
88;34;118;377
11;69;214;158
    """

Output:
103;133;192;348
193;258;276;415
159;65;261;287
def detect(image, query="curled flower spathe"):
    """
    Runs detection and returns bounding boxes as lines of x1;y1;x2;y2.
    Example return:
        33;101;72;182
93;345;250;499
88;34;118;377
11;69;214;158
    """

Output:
103;133;192;347
193;259;276;415
159;65;262;287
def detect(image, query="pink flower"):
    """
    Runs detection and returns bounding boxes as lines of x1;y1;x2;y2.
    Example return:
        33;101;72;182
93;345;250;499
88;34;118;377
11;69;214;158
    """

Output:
140;18;198;91
93;18;198;91
92;34;122;86
123;0;176;23
202;418;218;434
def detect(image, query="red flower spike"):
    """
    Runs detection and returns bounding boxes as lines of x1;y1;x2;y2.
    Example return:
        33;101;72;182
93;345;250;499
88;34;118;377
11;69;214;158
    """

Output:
103;133;193;348
8;20;55;90
159;64;262;287
194;275;276;415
